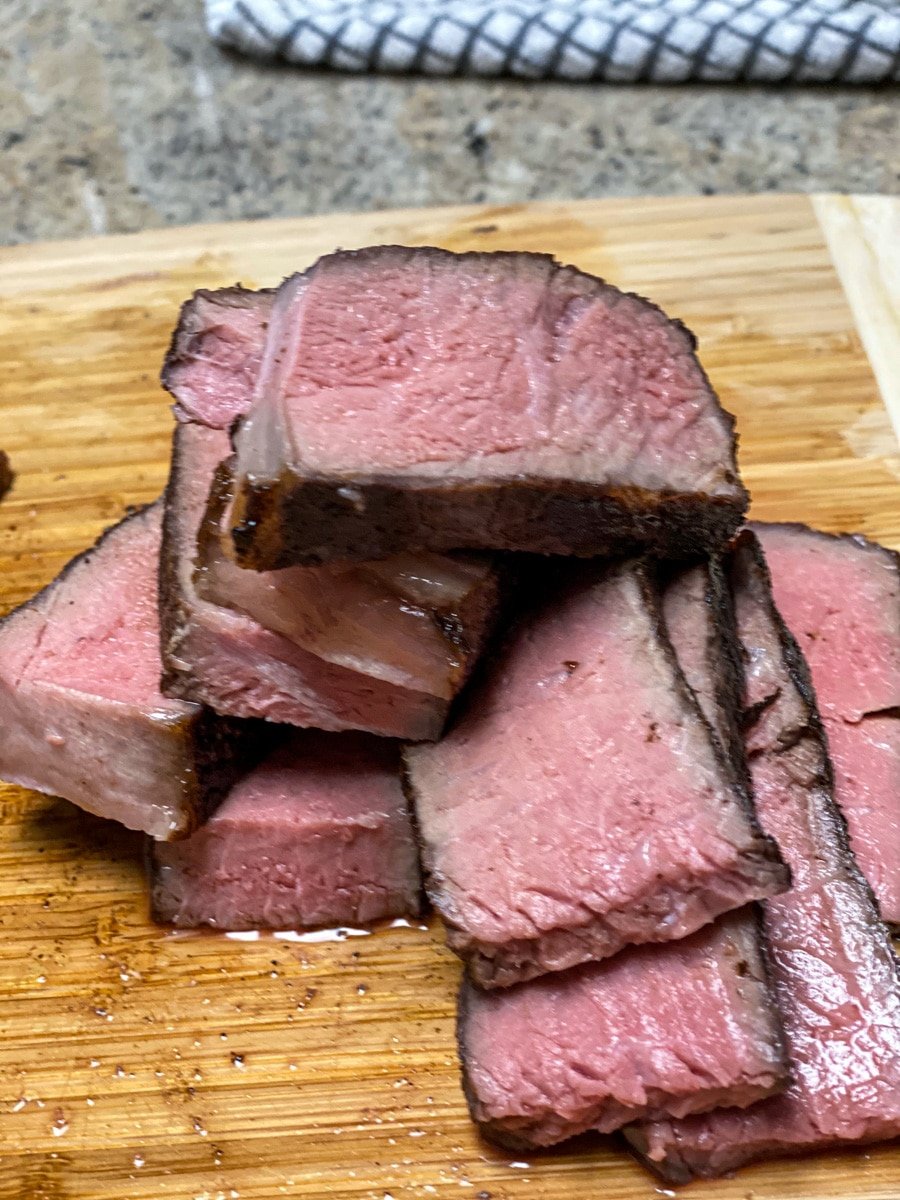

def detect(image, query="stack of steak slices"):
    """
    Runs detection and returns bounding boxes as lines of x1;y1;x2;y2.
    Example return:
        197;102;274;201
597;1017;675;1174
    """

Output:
1;245;898;1183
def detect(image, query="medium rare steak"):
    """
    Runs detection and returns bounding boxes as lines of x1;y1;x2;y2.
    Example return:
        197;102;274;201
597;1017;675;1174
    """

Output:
160;288;501;740
458;559;787;1147
753;522;900;928
225;247;748;569
0;504;255;840
626;532;900;1182
459;909;786;1149
151;730;422;928
163;285;276;429
405;559;788;988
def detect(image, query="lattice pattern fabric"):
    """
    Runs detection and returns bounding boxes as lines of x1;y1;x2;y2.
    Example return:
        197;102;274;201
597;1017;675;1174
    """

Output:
206;0;900;81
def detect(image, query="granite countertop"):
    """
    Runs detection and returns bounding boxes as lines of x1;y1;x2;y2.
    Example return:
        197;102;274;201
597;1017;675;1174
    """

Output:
2;1;897;244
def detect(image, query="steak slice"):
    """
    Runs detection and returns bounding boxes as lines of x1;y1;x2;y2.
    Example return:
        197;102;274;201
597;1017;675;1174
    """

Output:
458;559;787;1147
151;730;422;928
162;284;276;429
626;532;900;1182
752;521;900;928
226;246;748;569
0;451;11;499
405;559;788;988
160;288;501;740
459;908;786;1149
0;503;256;840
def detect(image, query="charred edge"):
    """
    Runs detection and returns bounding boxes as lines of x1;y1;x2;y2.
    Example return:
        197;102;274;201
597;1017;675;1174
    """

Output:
639;559;789;891
195;453;239;574
704;554;754;792
745;900;792;1090
733;530;900;976
455;976;547;1152
159;284;275;400
143;835;166;923
429;559;506;697
0;451;12;501
185;706;273;828
231;473;747;571
399;751;448;926
655;556;792;1088
158;425;196;700
621;1128;697;1187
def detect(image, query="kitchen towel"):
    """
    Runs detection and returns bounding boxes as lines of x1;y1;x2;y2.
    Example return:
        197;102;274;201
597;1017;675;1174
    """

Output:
206;0;900;80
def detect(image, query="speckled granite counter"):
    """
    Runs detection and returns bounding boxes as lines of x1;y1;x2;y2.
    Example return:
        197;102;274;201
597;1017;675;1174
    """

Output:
1;1;897;244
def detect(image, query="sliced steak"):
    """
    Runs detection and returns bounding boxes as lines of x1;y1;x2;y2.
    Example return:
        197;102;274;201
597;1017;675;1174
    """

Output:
162;285;276;429
226;247;747;569
752;521;900;928
160;288;501;740
0;503;256;840
626;532;900;1182
0;451;11;499
405;559;788;988
458;560;787;1146
459;908;786;1149
151;730;422;928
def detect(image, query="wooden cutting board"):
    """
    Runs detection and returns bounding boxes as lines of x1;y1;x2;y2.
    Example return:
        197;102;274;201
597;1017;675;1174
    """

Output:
0;193;898;1200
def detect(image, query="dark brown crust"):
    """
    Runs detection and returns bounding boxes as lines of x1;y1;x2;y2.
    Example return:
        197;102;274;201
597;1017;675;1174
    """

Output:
625;531;900;1184
232;473;747;569
158;426;194;700
222;245;747;568
160;284;275;413
404;557;788;990
749;520;900;934
734;530;897;934
0;451;12;501
640;558;784;870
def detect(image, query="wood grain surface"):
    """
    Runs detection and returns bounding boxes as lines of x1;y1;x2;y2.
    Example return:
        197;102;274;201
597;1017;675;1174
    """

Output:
0;193;898;1200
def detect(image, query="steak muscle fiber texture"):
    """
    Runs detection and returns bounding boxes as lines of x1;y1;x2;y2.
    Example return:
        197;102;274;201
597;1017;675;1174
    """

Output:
459;908;787;1149
406;558;788;988
753;521;900;928
459;558;787;1148
226;247;748;569
0;503;255;840
151;730;422;929
161;286;501;740
626;532;900;1181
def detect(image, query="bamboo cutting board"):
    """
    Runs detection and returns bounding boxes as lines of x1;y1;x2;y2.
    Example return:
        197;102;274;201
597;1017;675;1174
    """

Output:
0;193;898;1200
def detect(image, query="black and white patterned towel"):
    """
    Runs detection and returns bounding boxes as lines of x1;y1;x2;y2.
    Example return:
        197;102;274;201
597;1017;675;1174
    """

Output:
206;0;900;80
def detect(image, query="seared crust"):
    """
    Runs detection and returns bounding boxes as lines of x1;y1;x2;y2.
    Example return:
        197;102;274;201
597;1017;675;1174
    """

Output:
733;530;898;939
0;451;12;501
224;245;747;568
232;473;747;569
748;520;900;933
